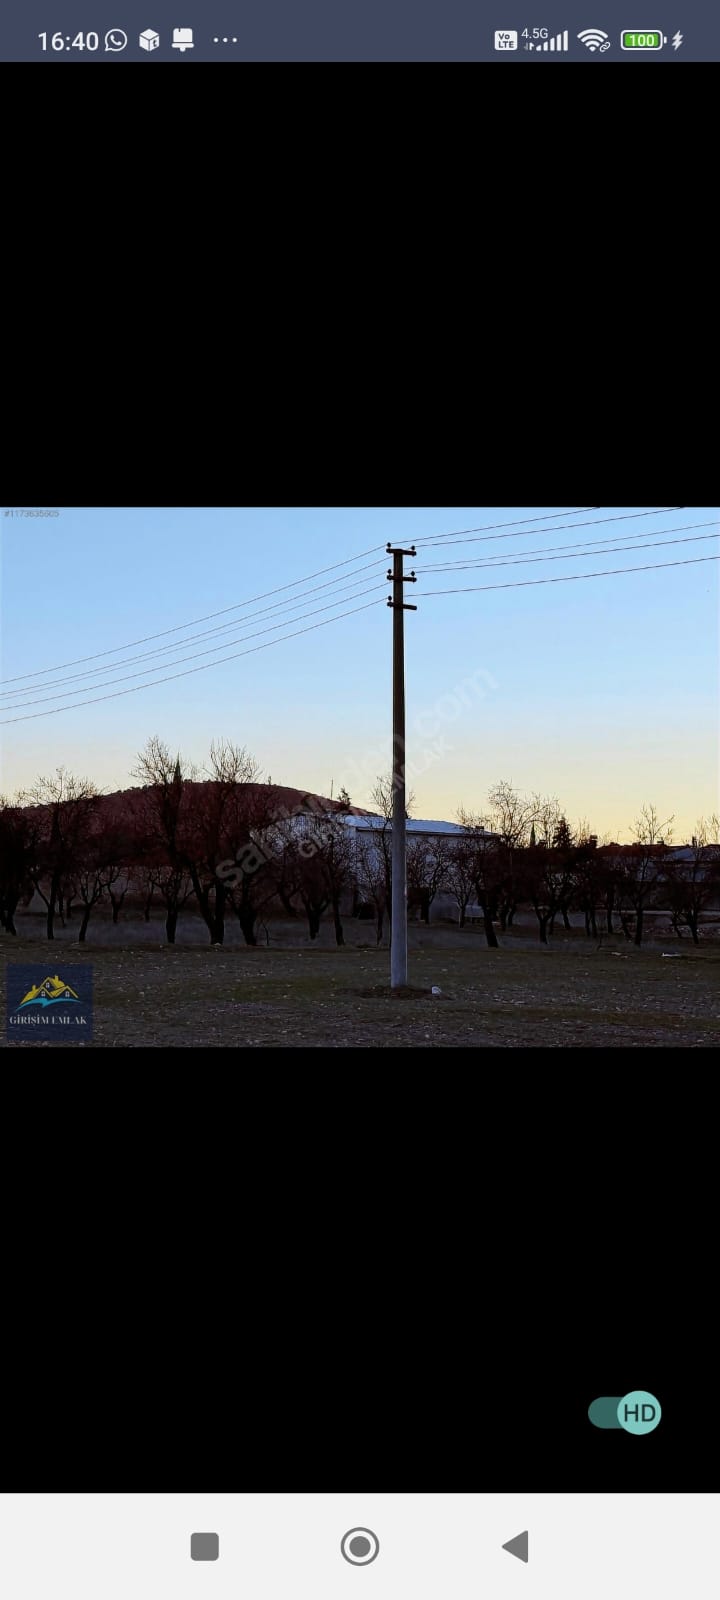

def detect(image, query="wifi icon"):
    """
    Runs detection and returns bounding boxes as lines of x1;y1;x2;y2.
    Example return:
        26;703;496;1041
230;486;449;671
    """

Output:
577;26;610;47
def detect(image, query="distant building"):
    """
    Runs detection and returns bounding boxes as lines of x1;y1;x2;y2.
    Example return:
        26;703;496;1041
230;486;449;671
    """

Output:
338;814;496;923
339;814;478;844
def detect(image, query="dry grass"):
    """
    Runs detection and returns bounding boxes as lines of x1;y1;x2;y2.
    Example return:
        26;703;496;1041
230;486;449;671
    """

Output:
2;938;718;1048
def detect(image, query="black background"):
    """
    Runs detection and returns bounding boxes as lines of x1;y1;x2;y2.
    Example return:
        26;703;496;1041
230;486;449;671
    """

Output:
9;1295;692;1492
7;1097;708;1497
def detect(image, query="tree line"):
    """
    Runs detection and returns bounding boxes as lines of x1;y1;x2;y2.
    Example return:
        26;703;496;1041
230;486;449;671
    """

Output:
0;739;359;947
357;781;719;948
0;749;718;948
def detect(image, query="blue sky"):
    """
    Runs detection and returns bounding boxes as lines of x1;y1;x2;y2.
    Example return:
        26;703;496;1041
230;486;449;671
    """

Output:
1;505;717;841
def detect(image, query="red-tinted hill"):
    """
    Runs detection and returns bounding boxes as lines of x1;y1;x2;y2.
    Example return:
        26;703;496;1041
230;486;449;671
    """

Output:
101;781;373;818
15;781;374;828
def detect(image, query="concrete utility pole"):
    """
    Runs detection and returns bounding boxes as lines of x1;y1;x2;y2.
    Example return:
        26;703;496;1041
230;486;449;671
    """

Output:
387;543;416;990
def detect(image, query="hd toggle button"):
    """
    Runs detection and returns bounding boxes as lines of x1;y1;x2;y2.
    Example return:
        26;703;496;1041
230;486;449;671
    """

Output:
589;1391;661;1434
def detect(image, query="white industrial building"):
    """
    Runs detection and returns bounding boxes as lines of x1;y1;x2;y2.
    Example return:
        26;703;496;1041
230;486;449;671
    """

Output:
337;813;494;923
274;808;490;922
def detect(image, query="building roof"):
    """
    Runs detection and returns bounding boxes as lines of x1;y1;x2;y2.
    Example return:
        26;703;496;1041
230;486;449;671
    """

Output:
338;815;493;836
665;844;718;861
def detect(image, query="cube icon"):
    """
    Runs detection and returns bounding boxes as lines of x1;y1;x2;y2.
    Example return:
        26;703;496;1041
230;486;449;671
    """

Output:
191;1533;219;1562
139;28;159;48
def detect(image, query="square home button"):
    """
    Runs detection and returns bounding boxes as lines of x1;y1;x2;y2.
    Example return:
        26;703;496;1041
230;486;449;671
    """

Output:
191;1533;219;1561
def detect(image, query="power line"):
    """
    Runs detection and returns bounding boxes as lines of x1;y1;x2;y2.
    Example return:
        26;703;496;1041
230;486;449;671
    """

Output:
417;519;716;570
413;507;686;551
8;517;709;703
0;597;387;726
415;529;717;575
417;554;719;597
0;563;389;698
3;583;388;712
0;542;388;687
413;507;603;544
2;513;600;688
0;508;683;689
2;551;714;727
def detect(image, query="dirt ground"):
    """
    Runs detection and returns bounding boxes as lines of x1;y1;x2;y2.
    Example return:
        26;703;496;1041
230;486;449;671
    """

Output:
2;930;718;1047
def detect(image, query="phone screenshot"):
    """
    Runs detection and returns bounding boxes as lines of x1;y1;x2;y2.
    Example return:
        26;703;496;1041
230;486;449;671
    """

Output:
0;2;718;56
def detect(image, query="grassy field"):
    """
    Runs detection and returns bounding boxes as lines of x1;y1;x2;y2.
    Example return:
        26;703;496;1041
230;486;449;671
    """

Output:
2;937;718;1047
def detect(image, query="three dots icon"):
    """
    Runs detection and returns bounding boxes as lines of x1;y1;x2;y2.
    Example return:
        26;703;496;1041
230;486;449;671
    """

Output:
213;34;238;41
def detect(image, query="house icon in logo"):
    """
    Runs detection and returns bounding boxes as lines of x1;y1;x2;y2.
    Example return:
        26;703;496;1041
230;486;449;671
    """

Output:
16;974;80;1008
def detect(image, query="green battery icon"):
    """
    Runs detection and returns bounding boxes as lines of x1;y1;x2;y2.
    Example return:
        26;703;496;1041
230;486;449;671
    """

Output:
620;29;666;46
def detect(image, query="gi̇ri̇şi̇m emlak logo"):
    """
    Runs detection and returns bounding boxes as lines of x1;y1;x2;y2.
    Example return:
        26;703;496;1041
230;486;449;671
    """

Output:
6;965;93;1040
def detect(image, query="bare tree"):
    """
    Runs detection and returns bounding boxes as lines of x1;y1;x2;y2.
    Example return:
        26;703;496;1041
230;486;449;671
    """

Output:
303;812;355;945
218;781;288;946
457;810;505;948
371;774;415;823
95;817;138;926
486;780;535;927
72;839;107;943
21;769;100;939
572;826;602;939
487;780;535;849
519;848;563;945
665;816;720;945
68;815;139;943
364;774;416;938
133;738;194;851
134;736;264;944
616;803;674;947
134;864;157;923
105;861;129;926
550;814;576;931
511;797;576;941
444;832;477;927
132;739;199;942
407;834;449;924
147;864;196;944
355;831;388;944
0;797;36;935
187;740;261;944
530;793;563;850
296;850;331;939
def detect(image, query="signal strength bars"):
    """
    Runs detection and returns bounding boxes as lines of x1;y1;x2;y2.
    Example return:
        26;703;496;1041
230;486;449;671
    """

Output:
529;28;569;47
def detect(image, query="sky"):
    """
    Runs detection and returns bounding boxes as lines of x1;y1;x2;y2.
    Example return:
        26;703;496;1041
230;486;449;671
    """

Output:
0;505;717;842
